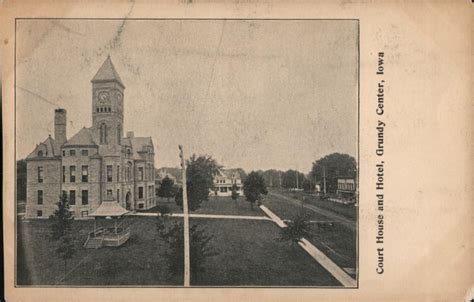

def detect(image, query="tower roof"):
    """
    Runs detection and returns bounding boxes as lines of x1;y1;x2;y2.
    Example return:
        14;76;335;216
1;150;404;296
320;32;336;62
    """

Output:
91;56;125;88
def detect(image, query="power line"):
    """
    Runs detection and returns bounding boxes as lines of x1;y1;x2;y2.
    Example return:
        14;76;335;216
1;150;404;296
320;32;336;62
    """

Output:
204;20;226;101
17;86;62;108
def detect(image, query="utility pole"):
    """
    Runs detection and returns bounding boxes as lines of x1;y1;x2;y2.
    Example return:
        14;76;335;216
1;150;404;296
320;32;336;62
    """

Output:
178;145;190;287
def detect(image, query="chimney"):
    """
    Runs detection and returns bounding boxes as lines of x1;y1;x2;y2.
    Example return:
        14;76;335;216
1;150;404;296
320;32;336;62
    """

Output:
126;131;134;138
54;108;67;145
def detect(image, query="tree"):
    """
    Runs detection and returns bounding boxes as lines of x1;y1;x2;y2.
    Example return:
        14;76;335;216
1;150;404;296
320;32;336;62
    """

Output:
50;193;75;280
302;178;315;192
277;214;311;246
156;204;171;217
262;169;283;189
16;159;27;201
158;176;175;203
311;153;356;194
243;171;268;209
175;154;221;211
281;169;306;189
156;219;218;283
231;184;239;202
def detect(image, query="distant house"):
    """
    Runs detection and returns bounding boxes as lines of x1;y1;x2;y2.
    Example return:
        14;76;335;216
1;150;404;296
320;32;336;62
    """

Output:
156;168;178;184
212;169;243;197
155;167;181;197
336;178;356;200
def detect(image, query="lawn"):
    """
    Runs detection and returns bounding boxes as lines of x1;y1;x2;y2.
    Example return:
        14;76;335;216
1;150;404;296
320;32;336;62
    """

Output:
261;193;357;272
143;196;264;217
17;216;340;286
273;189;356;220
261;194;330;221
192;219;339;286
17;217;178;286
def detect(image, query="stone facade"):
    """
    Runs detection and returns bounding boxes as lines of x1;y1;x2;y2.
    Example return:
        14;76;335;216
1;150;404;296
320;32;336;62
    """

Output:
25;56;156;219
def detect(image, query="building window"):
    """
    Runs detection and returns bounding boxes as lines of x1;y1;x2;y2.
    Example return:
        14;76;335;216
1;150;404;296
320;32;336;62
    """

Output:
81;210;89;217
37;210;43;217
117;189;120;203
100;123;108;144
81;165;89;183
81;149;88;156
70;166;76;183
69;190;76;205
81;190;88;205
70;149;76;156
107;189;113;197
37;166;43;183
37;150;43;157
138;203;144;209
62;166;66;183
62;150;66;156
138;167;144;181
96;108;100;112
126;163;132;181
37;190;43;205
138;186;143;199
107;165;113;182
117;165;120;182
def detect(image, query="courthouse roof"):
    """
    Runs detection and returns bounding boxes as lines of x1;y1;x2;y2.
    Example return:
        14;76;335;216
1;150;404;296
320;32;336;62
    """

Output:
123;136;154;160
91;56;125;88
63;127;97;147
26;135;61;159
89;201;129;217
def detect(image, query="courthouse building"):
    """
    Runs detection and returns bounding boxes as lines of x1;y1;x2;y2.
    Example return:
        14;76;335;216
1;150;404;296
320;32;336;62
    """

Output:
25;56;156;218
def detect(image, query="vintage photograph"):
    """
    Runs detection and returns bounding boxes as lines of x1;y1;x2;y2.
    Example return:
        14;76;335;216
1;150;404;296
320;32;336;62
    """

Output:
15;19;358;287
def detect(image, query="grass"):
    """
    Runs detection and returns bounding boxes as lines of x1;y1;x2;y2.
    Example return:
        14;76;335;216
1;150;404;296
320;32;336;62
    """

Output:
192;219;339;286
273;189;356;220
143;196;264;217
261;194;330;221
17;216;340;286
17;217;178;286
261;192;357;272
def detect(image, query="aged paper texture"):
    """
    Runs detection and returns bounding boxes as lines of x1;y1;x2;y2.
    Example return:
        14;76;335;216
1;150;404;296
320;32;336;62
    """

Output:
1;0;472;301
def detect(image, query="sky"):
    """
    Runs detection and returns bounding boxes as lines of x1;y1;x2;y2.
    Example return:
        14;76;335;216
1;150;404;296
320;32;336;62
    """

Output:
15;19;358;173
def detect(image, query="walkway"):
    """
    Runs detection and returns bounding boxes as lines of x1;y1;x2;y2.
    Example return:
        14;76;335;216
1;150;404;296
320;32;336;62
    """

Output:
132;212;272;221
260;204;357;287
268;191;356;231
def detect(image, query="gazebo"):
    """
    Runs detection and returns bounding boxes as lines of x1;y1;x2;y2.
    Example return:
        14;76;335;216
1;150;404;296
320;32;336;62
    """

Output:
84;197;131;249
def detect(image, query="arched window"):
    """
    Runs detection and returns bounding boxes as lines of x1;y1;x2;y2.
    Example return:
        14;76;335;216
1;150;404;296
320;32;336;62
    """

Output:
100;123;108;144
37;150;43;157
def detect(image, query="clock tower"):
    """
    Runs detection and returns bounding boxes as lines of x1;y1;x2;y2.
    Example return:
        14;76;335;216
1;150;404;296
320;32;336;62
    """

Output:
91;56;125;146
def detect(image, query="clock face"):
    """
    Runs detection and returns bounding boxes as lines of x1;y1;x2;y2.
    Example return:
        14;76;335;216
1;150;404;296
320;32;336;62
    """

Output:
98;91;109;104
